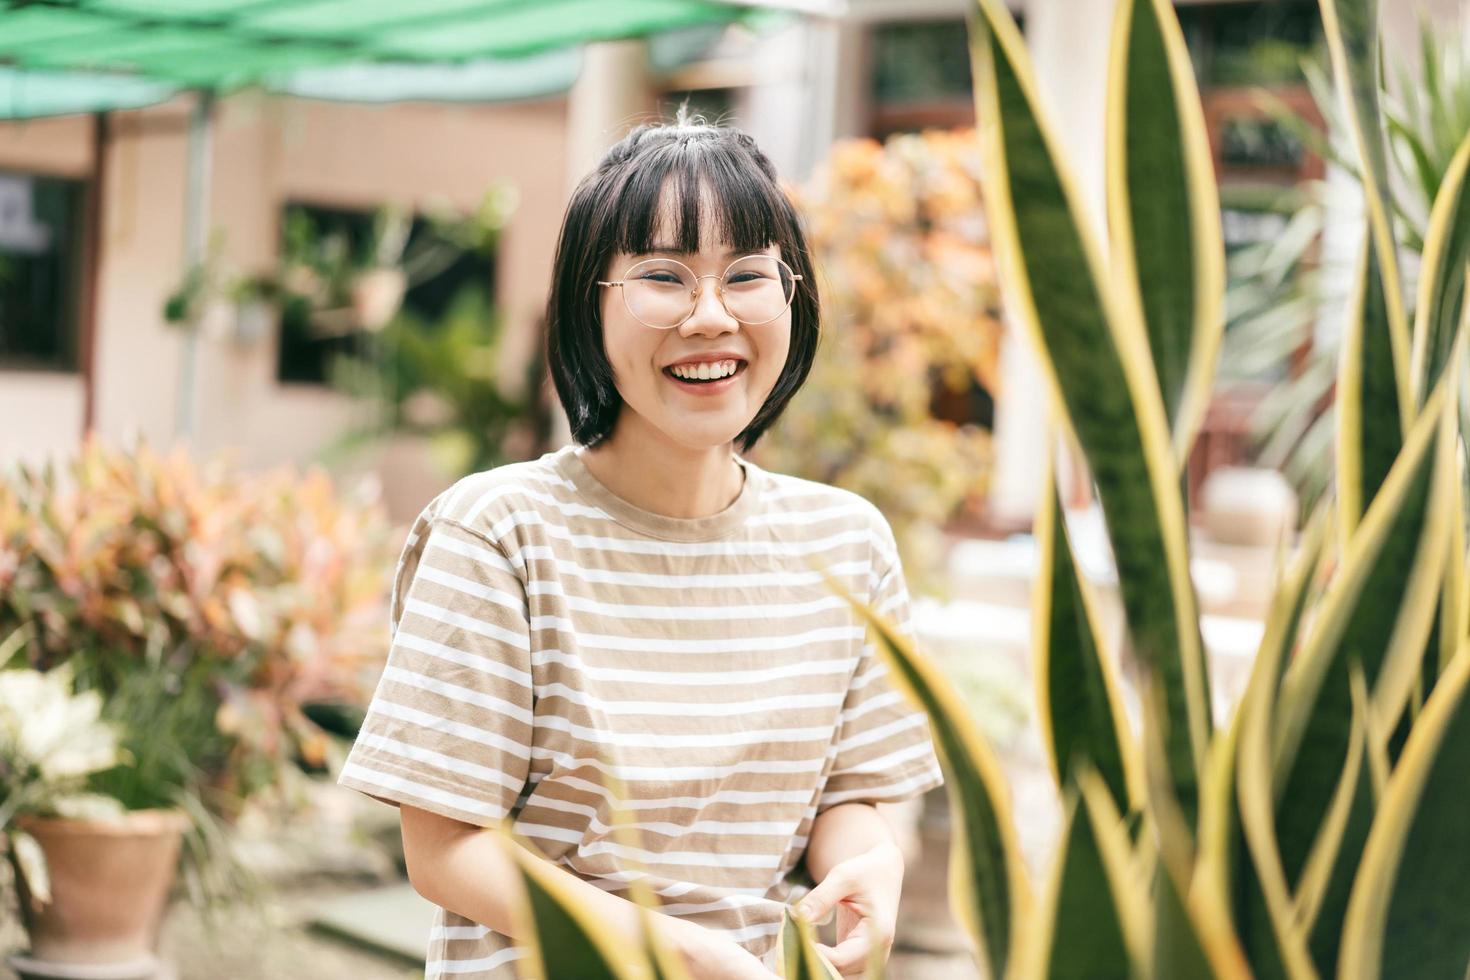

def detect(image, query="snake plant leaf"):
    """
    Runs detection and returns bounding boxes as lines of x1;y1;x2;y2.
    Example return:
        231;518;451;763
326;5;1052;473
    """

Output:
1292;667;1377;977
1186;710;1257;980
968;0;1211;824
1431;455;1468;688
777;907;842;980
1232;504;1330;980
1336;232;1407;540
805;558;1030;980
1409;132;1470;405
1367;352;1461;735
1105;0;1225;464
1151;856;1211;979
491;825;654;980
1029;768;1148;979
1272;370;1458;897
1032;450;1140;813
1338;643;1470;980
1317;0;1413;396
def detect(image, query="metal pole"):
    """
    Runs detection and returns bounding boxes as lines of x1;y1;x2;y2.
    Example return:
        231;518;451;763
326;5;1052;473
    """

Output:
175;88;215;443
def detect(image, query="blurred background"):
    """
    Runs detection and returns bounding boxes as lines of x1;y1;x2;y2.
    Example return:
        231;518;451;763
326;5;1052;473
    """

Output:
1;0;1467;977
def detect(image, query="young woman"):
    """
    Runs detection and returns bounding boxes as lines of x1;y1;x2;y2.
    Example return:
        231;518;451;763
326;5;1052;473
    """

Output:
338;113;944;980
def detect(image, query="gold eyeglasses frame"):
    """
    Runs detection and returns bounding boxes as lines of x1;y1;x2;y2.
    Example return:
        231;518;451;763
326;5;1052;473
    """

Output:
596;254;803;329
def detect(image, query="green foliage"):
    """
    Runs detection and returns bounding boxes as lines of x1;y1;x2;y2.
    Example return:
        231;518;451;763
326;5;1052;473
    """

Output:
879;0;1470;974
319;285;542;479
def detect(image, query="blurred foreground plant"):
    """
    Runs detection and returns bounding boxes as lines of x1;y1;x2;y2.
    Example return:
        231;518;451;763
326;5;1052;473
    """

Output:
844;0;1470;973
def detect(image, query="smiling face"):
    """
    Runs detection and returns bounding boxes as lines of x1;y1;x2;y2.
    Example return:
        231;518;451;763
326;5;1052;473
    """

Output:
598;179;793;454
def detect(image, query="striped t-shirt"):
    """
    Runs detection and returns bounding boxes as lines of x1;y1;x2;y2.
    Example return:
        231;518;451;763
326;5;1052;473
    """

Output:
338;442;945;978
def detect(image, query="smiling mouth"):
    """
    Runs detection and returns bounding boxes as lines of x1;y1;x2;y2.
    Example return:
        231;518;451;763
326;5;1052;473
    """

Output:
662;362;749;384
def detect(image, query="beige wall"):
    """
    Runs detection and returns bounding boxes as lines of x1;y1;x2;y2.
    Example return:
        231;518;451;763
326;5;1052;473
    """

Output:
0;93;568;481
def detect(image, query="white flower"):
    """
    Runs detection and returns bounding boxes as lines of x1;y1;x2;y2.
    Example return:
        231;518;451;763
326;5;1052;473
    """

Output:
0;665;125;784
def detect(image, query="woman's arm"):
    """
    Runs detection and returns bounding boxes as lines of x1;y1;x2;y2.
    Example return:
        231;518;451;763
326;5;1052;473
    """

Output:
803;802;901;883
796;803;907;977
399;804;777;979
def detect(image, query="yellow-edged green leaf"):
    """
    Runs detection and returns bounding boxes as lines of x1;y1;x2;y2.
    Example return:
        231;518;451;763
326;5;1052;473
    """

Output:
1335;233;1407;540
1338;642;1470;980
1272;370;1456;895
1292;666;1377;976
968;0;1210;823
1028;769;1147;979
1033;449;1140;812
1367;354;1461;735
778;907;842;980
1183;712;1255;980
1105;0;1225;463
1433;450;1467;687
492;825;654;980
805;558;1030;980
1152;855;1212;980
1317;0;1413;404
1409;132;1470;405
1233;504;1330;980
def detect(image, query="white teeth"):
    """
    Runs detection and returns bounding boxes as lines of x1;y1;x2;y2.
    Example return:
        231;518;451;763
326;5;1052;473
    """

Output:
671;359;738;380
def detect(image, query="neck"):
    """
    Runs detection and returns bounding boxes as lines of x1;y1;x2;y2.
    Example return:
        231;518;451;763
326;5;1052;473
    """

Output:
577;428;745;520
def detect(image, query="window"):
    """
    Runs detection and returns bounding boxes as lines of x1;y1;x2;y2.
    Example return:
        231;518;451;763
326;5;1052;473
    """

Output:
0;170;85;372
868;19;977;140
275;201;494;385
1179;2;1325;250
1177;0;1322;89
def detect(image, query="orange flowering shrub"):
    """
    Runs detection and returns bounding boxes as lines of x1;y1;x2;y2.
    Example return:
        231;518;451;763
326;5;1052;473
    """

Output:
753;130;1001;593
0;433;396;809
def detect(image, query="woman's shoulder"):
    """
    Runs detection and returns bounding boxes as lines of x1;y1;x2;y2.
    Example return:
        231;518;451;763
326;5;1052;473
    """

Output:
414;448;573;540
756;465;896;545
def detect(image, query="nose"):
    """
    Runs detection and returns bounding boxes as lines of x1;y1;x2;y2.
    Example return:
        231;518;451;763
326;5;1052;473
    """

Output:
678;274;739;335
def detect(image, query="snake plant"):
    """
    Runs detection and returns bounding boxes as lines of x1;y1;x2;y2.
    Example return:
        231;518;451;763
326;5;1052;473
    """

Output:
826;0;1470;976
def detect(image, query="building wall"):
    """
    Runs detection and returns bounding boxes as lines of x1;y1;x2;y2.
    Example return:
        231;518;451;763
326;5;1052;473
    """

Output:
0;93;568;476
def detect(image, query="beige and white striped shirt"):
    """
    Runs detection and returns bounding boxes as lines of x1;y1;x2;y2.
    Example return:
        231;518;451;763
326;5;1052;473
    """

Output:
338;443;944;978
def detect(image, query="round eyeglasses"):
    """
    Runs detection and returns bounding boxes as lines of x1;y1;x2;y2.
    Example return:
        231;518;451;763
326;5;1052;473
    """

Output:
597;254;802;329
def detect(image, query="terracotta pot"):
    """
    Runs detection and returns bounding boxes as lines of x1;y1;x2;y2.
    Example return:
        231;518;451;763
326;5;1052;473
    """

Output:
11;809;190;966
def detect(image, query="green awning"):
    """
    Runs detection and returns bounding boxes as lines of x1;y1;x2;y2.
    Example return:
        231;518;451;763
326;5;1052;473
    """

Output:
0;0;802;119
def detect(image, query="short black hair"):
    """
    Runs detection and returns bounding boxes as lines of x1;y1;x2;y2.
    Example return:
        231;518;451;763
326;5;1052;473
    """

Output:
544;112;821;452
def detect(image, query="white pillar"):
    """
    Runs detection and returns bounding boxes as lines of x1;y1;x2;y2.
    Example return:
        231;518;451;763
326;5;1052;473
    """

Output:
549;40;656;447
987;0;1116;524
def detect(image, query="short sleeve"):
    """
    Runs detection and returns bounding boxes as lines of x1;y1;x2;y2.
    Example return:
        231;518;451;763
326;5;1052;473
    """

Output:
338;517;533;828
816;521;945;813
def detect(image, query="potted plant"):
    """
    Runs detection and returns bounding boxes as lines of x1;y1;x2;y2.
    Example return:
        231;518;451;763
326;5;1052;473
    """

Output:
0;629;189;975
0;434;399;968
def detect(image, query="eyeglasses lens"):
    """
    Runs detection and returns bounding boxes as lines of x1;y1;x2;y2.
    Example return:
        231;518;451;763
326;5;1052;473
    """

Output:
622;255;795;328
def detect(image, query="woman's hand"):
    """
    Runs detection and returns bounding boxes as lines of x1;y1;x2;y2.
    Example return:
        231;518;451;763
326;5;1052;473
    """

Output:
792;840;905;977
655;912;779;980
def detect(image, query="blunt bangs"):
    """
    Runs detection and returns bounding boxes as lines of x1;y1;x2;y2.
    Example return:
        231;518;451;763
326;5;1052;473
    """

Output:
612;137;790;260
544;116;821;453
